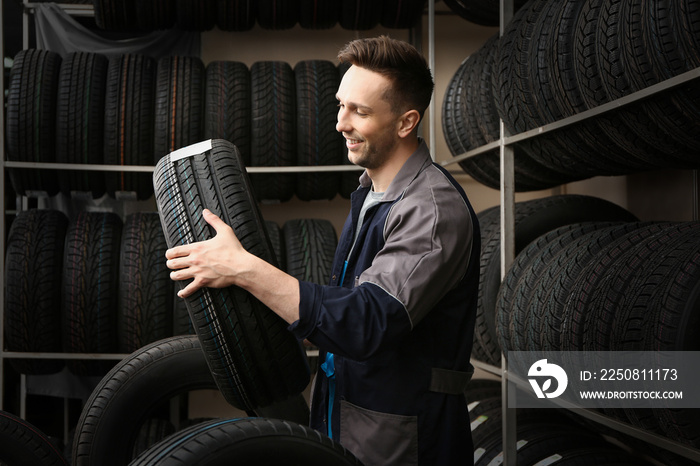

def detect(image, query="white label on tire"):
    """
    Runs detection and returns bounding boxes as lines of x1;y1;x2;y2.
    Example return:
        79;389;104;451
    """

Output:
170;139;213;162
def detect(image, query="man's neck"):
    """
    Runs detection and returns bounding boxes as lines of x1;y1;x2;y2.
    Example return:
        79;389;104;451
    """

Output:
366;137;420;193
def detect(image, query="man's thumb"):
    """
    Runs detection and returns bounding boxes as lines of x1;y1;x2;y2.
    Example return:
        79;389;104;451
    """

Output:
202;209;228;232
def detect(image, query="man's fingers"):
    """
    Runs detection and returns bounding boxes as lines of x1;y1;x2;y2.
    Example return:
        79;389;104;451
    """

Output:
175;276;204;298
202;209;230;234
165;244;190;260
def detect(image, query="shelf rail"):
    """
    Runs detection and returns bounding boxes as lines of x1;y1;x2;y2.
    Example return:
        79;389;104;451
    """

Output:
3;161;365;174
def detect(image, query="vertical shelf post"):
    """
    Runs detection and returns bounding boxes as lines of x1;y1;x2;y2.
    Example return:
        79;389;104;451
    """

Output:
499;0;515;465
428;0;436;159
0;0;7;411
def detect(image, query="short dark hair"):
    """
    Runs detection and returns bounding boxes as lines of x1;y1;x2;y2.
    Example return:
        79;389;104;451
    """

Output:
337;35;434;122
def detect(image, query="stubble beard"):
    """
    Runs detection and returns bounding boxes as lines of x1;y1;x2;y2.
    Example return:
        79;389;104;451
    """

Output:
348;131;399;170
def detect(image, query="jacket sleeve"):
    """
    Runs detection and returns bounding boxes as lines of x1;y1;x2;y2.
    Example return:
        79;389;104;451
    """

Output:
361;177;473;326
289;280;412;361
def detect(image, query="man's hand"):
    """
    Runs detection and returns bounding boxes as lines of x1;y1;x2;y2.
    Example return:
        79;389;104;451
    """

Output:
165;208;301;324
165;209;251;298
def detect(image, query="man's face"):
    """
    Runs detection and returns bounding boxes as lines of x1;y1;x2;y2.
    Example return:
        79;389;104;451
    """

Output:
335;65;401;170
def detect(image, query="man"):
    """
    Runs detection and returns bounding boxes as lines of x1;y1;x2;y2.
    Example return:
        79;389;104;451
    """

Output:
166;36;480;465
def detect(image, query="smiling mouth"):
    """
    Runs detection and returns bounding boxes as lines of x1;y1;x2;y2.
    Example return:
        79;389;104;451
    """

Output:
345;137;364;149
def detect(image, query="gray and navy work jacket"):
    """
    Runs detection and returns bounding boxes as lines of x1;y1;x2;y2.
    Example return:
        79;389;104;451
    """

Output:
289;141;480;466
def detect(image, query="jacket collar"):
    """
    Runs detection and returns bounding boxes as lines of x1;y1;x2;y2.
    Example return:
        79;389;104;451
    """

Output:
358;139;432;202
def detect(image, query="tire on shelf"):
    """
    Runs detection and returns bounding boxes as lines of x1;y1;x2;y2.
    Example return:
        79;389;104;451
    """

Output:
62;211;122;376
496;222;626;355
474;195;638;366
93;0;136;31
4;209;68;375
104;54;157;201
175;0;216;30
380;0;426;29
56;52;108;199
339;0;382;30
204;61;252;165
0;410;68;466
265;220;286;271
250;61;297;203
153;139;310;412
5;49;61;197
294;60;343;201
118;213;174;354
135;0;176;30
527;0;636;176
594;0;697;166
299;0;339;29
257;0;299;30
154;56;205;158
129;417;362;466
442;40;569;192
441;0;500;27
520;222;646;353
216;0;256;31
572;0;693;171
284;218;338;285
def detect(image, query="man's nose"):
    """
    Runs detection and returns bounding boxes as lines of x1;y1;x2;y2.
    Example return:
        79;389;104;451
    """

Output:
336;109;350;133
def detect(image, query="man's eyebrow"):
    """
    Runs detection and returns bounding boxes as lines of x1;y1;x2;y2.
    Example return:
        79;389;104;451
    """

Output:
335;94;372;112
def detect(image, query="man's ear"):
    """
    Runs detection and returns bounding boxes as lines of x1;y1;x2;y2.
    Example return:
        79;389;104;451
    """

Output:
397;109;421;138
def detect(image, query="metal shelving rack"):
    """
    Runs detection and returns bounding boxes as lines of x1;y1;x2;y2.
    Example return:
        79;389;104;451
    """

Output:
438;1;700;464
5;1;700;464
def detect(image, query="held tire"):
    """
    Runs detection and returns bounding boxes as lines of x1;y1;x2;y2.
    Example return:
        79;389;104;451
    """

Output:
129;417;362;466
153;139;310;412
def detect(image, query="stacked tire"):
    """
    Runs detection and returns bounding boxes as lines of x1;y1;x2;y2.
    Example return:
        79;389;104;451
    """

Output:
92;0;427;31
496;220;700;449
4;209;176;377
6;51;350;202
471;195;638;366
466;379;653;465
443;0;700;191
